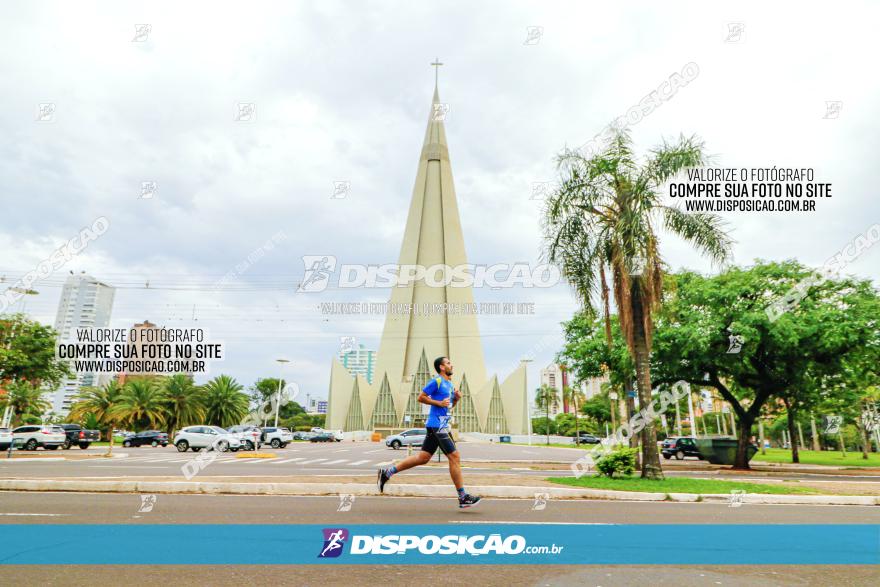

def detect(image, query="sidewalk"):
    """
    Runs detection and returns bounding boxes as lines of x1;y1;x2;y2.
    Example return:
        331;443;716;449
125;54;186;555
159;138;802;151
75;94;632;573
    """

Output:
1;473;877;506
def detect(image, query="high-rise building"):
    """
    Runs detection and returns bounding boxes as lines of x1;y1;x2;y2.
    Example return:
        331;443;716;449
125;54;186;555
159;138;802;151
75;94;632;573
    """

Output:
117;319;160;385
326;77;528;434
338;342;377;384
540;363;565;416
50;273;115;414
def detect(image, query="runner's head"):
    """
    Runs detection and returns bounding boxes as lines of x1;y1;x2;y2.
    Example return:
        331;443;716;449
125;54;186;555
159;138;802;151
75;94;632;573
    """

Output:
434;356;453;376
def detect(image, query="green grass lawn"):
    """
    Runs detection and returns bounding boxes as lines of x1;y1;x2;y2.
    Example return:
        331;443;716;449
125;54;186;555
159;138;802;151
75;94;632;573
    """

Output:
548;475;822;495
511;441;588;449
752;448;880;467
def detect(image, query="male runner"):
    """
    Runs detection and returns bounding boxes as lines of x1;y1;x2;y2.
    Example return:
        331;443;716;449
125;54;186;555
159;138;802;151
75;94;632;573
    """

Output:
377;356;481;508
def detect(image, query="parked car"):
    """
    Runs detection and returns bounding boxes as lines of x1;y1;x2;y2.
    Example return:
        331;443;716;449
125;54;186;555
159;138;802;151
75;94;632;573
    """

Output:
310;427;324;433
12;425;66;450
227;425;262;450
293;431;316;440
0;427;12;450
59;423;101;449
661;436;702;460
385;428;427;449
309;432;336;443
574;432;601;445
122;430;169;447
260;427;293;448
173;426;241;452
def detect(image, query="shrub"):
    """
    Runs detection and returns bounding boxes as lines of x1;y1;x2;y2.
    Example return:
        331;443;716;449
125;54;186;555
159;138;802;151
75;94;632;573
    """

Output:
595;447;637;478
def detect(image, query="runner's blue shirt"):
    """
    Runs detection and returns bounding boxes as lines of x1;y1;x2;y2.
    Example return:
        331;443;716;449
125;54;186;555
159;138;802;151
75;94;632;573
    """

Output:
423;377;455;428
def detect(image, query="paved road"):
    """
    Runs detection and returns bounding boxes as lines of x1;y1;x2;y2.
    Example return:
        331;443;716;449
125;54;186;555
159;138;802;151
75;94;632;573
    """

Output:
4;443;879;485
0;441;590;480
0;492;877;586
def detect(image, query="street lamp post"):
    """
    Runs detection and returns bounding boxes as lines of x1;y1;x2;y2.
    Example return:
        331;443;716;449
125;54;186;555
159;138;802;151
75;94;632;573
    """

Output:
274;359;290;427
520;359;533;446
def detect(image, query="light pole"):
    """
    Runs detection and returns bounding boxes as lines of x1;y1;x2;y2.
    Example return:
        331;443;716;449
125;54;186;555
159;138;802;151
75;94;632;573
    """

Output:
274;359;290;427
520;359;533;445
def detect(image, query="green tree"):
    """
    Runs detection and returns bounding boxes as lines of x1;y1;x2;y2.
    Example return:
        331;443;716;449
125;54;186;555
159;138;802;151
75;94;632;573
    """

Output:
111;378;167;431
534;384;559;445
69;381;124;455
2;380;50;425
161;374;205;438
651;262;880;469
203;375;249;427
543;130;733;478
0;314;70;388
563;385;586;440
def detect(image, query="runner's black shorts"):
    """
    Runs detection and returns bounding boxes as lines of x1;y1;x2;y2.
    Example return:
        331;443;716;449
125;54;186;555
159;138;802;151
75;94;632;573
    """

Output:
421;427;457;455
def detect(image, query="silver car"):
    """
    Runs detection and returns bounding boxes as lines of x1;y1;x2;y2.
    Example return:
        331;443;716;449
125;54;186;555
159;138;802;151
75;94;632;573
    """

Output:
173;426;242;452
385;428;427;449
12;425;66;450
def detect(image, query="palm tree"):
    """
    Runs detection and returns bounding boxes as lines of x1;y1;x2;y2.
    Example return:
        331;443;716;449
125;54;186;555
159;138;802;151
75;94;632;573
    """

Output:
3;381;50;426
161;374;205;439
563;385;587;443
543;129;733;479
110;378;167;433
203;375;249;428
69;380;124;455
535;385;559;445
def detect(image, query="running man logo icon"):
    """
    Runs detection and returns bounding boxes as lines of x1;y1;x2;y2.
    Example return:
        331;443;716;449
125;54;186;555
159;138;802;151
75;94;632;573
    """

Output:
138;494;157;513
318;528;349;558
337;494;355;512
298;255;337;292
824;415;843;435
728;489;746;508
532;492;549;511
727;334;745;354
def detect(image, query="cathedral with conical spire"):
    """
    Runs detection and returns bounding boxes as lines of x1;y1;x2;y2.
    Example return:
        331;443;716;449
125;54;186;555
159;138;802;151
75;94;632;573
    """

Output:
325;65;528;435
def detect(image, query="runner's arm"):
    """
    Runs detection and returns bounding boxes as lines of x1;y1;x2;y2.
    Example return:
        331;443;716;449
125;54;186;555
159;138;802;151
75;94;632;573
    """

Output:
418;391;449;408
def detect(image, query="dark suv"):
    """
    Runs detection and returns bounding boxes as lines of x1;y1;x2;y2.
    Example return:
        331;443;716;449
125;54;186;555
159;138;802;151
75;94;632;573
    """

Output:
661;436;701;460
122;430;169;447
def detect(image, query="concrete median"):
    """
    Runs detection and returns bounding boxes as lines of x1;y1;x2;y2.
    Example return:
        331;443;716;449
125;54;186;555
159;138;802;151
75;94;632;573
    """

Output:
0;477;877;506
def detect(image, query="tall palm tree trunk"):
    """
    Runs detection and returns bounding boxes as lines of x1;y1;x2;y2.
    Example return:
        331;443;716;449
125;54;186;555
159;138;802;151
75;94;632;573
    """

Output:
782;398;799;464
630;281;663;479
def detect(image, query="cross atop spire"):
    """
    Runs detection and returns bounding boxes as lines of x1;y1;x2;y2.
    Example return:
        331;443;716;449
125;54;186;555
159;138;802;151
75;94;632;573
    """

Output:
431;57;443;90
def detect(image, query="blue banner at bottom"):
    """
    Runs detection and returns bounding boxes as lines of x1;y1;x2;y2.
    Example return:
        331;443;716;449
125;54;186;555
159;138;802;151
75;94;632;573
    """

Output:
1;525;877;565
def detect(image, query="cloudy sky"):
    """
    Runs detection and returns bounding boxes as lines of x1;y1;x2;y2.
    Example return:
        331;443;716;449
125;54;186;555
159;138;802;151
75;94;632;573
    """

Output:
2;1;878;402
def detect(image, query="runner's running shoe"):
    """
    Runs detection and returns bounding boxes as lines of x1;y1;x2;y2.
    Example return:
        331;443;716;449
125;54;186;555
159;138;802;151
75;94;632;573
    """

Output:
377;467;391;494
458;493;482;508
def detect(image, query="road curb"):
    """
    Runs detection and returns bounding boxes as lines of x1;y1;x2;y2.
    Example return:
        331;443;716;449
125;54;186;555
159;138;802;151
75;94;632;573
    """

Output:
0;478;877;506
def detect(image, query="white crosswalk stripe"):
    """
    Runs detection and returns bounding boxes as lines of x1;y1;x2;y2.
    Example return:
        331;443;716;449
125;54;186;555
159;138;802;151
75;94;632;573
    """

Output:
273;458;306;464
322;459;348;465
299;458;327;464
348;460;371;465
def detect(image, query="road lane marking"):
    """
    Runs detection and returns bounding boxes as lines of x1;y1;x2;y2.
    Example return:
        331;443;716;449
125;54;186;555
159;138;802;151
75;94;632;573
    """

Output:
86;466;170;469
322;459;348;465
348;460;371;465
274;458;306;464
0;513;69;516
299;458;327;464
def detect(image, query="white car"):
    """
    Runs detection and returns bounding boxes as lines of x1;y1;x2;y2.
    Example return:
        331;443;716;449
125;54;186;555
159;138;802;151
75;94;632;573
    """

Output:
260;426;294;448
0;427;13;450
173;426;242;452
12;425;66;451
227;425;263;450
332;429;344;441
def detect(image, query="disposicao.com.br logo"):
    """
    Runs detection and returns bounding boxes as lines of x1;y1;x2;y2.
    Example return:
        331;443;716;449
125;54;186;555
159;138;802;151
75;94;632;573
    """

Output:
318;528;563;558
